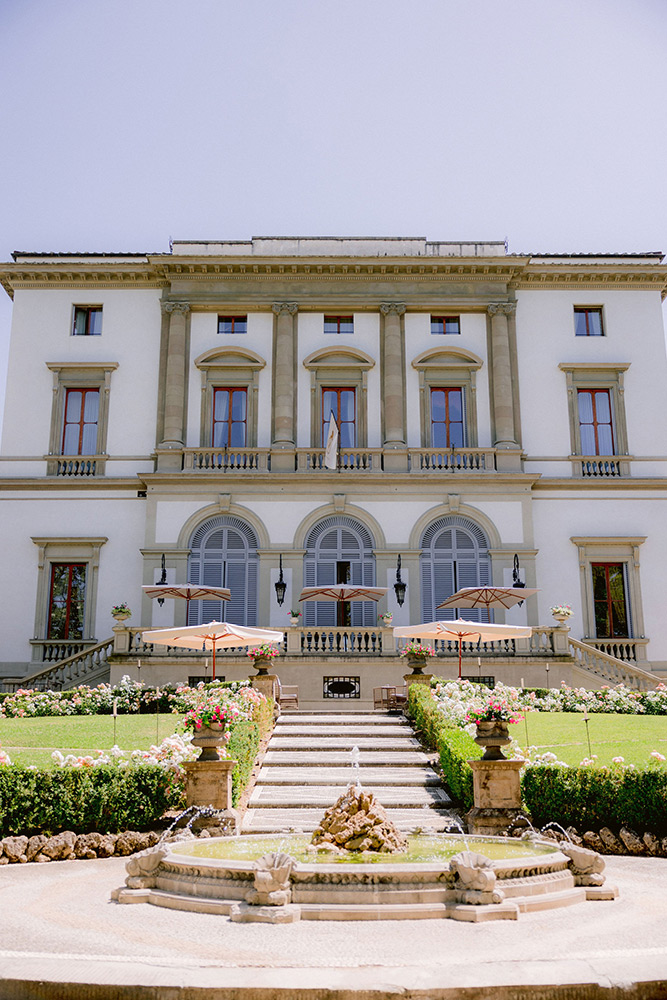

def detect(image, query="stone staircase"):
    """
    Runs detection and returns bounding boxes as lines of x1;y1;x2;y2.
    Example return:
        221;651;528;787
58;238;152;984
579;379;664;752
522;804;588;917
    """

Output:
242;711;457;833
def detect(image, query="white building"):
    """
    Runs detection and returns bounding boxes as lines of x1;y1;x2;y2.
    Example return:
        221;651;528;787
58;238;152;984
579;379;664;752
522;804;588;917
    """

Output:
1;238;665;707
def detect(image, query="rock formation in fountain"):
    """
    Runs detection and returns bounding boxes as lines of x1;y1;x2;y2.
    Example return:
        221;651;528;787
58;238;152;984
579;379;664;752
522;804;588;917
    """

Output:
311;784;408;853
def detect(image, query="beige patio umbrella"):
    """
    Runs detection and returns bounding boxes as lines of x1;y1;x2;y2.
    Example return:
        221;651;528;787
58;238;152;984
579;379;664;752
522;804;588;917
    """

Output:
298;584;388;602
140;622;284;681
142;584;231;620
437;586;538;613
393;619;533;679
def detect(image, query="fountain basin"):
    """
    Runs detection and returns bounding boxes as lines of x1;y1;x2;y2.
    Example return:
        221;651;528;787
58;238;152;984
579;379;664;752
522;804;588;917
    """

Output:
111;832;617;922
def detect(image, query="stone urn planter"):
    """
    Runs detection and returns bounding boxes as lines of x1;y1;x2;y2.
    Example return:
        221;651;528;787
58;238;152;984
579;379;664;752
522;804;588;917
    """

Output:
112;612;131;623
289;616;301;626
191;723;226;762
552;613;571;625
473;720;512;761
252;657;273;676
406;654;430;674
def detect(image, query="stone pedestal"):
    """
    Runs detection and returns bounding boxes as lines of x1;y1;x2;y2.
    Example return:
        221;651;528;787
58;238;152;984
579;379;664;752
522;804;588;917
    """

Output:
466;758;524;836
183;758;236;811
403;671;433;689
251;672;277;702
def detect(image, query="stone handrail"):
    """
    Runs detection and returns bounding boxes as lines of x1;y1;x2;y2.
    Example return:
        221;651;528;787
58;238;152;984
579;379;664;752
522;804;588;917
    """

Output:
183;448;270;472
2;638;114;692
298;627;385;655
296;449;382;472
578;456;623;478
582;638;642;663
568;637;658;690
408;447;496;472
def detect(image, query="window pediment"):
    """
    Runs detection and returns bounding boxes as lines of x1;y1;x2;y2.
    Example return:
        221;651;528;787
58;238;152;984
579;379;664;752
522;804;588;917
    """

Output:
412;347;483;370
303;347;375;370
194;347;266;370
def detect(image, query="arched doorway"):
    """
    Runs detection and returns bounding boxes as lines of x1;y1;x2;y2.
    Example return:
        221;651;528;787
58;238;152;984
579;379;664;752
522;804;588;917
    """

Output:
420;516;491;623
303;517;376;626
187;516;258;625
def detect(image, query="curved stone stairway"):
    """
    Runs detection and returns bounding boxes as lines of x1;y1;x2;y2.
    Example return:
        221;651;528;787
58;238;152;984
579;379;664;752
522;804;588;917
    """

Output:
242;711;457;833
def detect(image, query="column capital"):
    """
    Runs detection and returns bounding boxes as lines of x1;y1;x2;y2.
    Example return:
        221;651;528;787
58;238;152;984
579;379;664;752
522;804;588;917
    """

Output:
161;300;191;316
487;301;516;317
380;302;406;316
272;302;298;316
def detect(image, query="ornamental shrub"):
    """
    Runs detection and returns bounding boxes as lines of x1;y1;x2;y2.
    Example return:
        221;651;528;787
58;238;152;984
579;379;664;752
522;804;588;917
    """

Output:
522;764;667;835
407;683;480;809
0;765;177;837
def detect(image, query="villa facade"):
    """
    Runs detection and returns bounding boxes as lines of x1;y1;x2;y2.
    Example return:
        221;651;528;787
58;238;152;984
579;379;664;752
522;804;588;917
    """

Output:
1;237;666;705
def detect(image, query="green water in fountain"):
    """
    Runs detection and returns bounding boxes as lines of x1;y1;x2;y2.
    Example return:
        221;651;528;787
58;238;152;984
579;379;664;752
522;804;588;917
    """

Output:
170;834;558;865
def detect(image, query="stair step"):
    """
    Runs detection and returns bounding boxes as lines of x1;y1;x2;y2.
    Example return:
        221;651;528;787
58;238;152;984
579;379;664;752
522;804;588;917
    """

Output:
242;807;459;833
277;714;405;725
257;766;440;786
249;785;452;808
274;725;415;737
262;751;431;766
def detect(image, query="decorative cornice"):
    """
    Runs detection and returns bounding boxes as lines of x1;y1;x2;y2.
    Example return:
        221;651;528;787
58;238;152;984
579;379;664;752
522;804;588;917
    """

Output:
272;302;298;315
161;300;190;315
488;302;517;316
380;302;406;316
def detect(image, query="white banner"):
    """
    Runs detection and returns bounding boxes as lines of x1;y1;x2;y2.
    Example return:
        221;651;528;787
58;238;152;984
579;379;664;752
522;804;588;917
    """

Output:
324;411;339;469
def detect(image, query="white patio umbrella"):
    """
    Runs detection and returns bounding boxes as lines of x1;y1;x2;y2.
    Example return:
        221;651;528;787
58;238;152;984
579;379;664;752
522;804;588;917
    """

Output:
142;584;231;620
393;619;533;679
298;585;388;603
140;622;284;681
436;586;538;613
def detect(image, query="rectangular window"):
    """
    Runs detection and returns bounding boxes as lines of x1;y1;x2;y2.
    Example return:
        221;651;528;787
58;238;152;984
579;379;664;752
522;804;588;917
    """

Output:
323;676;361;699
577;388;614;454
430;387;464;448
574;308;604;337
72;306;102;336
430;315;460;336
47;563;86;640
212;388;247;447
324;315;354;335
217;315;247;335
322;388;356;447
592;563;629;637
62;388;100;454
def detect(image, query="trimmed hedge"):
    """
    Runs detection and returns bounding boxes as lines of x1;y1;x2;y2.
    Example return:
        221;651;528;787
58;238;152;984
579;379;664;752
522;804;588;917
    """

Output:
407;684;481;809
0;765;177;837
522;764;667;836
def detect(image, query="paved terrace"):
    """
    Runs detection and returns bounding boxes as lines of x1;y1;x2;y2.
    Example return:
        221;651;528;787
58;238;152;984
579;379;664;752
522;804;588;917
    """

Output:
0;855;665;998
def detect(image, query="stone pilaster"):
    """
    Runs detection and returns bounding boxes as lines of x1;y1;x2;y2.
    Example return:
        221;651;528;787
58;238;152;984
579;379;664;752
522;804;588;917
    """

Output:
157;301;190;471
488;302;521;472
380;302;408;471
272;302;298;471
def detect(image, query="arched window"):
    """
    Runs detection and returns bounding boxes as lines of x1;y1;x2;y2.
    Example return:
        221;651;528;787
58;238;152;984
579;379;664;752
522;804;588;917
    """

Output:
420;516;491;623
188;516;258;625
303;517;376;626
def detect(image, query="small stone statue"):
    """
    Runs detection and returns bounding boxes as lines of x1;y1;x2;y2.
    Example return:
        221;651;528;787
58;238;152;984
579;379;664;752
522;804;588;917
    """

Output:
124;845;169;889
559;842;606;886
449;850;505;904
245;852;296;906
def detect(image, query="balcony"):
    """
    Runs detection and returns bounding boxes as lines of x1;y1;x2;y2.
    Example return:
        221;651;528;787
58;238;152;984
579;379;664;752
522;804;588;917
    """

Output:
179;446;498;474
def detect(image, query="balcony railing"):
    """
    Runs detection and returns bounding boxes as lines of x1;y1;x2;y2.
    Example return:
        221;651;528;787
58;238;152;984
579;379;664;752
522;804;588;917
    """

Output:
579;456;624;478
582;638;640;663
183;448;270;472
50;455;100;477
408;448;496;472
296;449;382;472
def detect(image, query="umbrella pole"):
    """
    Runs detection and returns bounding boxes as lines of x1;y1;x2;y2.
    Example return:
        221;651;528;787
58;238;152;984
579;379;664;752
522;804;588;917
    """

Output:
458;637;462;679
212;641;216;682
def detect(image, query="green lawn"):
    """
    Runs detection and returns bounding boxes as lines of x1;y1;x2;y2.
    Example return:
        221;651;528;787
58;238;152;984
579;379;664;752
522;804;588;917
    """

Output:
0;715;182;767
515;712;667;767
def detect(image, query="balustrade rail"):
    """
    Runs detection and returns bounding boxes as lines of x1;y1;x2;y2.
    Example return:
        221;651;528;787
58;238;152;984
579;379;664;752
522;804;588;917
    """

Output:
54;456;99;477
568;637;657;690
296;449;382;472
579;456;622;478
33;639;95;663
584;638;638;662
300;627;384;655
3;638;114;692
408;448;495;472
183;448;270;472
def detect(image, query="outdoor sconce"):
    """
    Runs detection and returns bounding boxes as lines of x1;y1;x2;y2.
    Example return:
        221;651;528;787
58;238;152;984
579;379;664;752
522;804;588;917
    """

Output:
394;555;407;607
513;553;526;606
275;554;287;607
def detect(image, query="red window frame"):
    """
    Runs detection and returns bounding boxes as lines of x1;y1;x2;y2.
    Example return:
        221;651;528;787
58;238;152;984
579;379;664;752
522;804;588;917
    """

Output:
323;315;354;335
592;562;629;638
574;308;604;337
577;388;615;455
430;315;461;336
72;306;102;336
321;387;356;447
217;315;247;334
61;388;100;455
47;563;86;639
212;387;247;447
430;387;464;448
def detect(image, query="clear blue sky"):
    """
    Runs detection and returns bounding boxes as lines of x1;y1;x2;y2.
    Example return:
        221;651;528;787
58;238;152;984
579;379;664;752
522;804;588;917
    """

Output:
1;0;666;428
